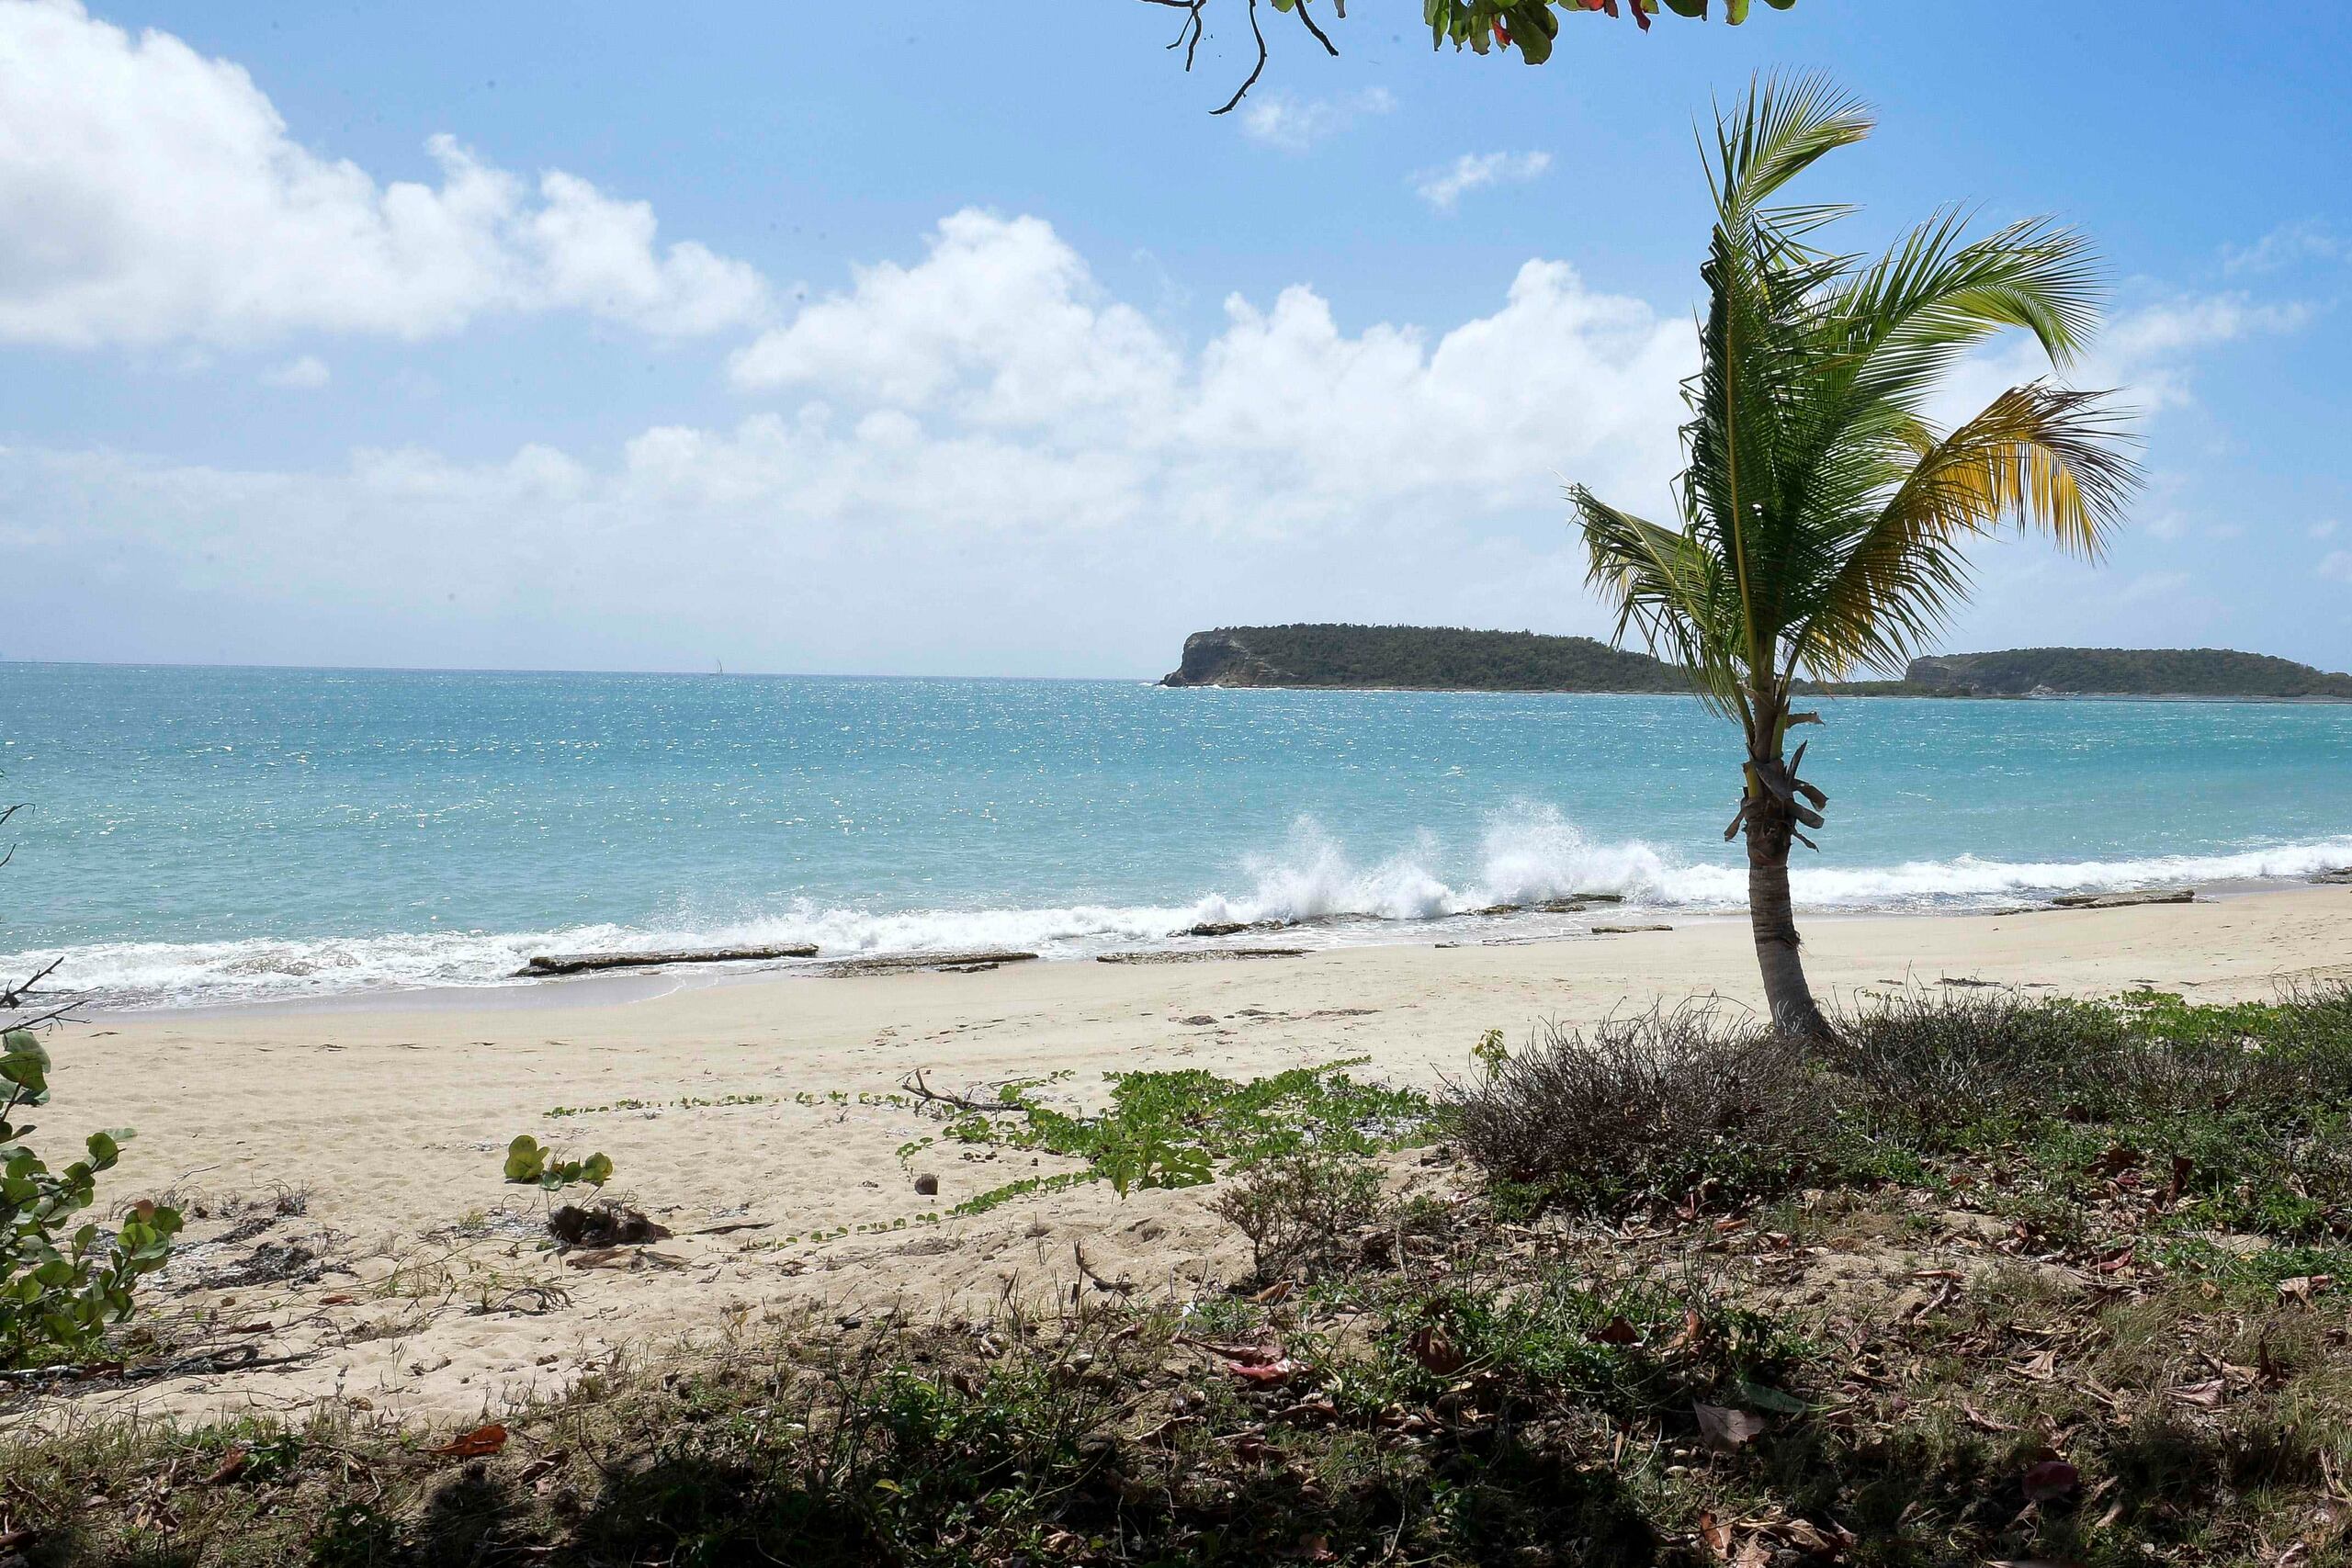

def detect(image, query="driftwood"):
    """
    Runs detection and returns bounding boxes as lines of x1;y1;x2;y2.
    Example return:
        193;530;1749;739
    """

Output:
2313;868;2352;885
519;942;818;976
812;950;1038;977
1591;924;1674;935
1096;947;1310;964
2049;888;2196;909
900;1067;1023;1112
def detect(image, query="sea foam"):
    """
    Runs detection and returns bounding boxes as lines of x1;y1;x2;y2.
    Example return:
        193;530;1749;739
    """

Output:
17;805;2350;1012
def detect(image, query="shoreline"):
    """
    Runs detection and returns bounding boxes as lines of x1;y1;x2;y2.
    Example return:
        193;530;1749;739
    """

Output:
63;871;2339;1023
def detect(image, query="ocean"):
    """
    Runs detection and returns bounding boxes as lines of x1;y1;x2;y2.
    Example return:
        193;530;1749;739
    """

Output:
5;661;2349;1010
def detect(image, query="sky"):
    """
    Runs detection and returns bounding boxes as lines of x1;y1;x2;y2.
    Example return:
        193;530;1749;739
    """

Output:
1;0;2347;679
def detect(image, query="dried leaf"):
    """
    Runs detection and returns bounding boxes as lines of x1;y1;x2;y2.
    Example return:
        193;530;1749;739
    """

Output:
2173;1378;2227;1409
1693;1402;1767;1451
2022;1458;2079;1502
1407;1324;1466;1375
428;1423;510;1459
2280;1274;2335;1304
204;1447;249;1485
1590;1314;1641;1346
1780;1517;1848;1552
1697;1509;1733;1559
1223;1357;1296;1385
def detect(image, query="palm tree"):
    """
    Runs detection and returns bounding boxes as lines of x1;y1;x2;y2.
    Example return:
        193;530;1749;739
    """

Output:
1573;74;2141;1040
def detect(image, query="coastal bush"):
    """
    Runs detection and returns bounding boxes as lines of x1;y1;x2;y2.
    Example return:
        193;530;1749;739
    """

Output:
1821;984;2352;1139
1210;1148;1382;1279
1444;1004;1838;1215
2;1028;182;1367
1452;987;2352;1246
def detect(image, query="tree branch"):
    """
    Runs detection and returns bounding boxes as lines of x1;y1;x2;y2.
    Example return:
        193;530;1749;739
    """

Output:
1293;0;1340;57
899;1068;1023;1114
1209;0;1270;116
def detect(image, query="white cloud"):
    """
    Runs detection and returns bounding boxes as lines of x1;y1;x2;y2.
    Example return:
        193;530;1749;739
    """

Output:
1238;87;1394;151
1;210;1697;671
262;355;329;389
2322;551;2352;585
0;0;769;346
728;209;1690;535
1928;286;2310;430
1412;152;1553;212
2223;220;2345;275
2101;293;2310;364
728;211;1182;434
2311;519;2340;540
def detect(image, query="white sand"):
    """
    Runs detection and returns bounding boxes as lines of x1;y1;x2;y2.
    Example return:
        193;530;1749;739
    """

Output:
19;886;2352;1429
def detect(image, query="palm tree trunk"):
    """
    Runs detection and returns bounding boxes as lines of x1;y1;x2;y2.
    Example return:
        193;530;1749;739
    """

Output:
1745;793;1835;1041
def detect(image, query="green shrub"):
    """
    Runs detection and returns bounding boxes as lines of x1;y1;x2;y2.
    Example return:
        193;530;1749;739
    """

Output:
2;1028;181;1367
1210;1148;1382;1278
1443;1004;1839;1215
502;1134;613;1191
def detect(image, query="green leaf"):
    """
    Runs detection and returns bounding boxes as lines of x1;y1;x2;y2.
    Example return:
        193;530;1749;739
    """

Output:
503;1134;546;1184
1735;1378;1811;1414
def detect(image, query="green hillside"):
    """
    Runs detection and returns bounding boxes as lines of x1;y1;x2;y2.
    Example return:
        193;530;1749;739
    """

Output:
1901;647;2352;700
1161;625;1689;693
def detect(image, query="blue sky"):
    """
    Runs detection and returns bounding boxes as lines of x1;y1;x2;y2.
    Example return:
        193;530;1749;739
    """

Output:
2;0;2347;676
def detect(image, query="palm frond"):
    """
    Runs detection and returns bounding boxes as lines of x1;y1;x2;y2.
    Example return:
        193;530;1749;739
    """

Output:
1787;384;2141;679
1572;487;1747;722
1706;73;1875;230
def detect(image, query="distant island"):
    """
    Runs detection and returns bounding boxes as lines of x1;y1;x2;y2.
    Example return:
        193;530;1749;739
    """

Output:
1162;626;1689;694
1869;647;2352;701
1161;625;2352;701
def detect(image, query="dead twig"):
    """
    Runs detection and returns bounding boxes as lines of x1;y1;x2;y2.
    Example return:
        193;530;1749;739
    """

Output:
899;1068;1023;1114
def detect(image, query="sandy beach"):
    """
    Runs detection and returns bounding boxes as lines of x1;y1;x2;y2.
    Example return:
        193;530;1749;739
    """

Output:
18;886;2349;1429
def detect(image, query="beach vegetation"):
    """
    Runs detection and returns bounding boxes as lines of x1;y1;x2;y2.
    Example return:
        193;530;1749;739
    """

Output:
1448;984;2352;1259
1210;1147;1385;1279
2;1029;182;1368
1571;74;2142;1036
13;990;2352;1562
912;1061;1437;1216
501;1134;613;1191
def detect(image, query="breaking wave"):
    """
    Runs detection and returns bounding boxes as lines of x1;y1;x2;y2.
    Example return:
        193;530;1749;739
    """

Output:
16;805;2350;1012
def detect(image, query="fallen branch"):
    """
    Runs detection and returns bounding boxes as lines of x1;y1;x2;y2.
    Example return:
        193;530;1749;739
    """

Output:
899;1069;1024;1114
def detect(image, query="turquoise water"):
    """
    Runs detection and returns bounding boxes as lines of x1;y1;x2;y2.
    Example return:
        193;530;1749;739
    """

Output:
4;661;2349;1009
